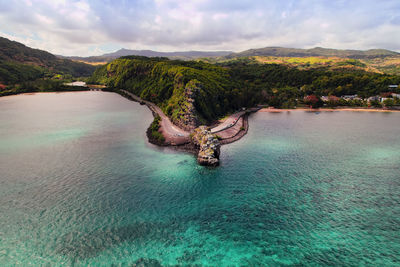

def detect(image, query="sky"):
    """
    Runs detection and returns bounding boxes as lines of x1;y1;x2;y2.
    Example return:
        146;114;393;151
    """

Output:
0;0;399;56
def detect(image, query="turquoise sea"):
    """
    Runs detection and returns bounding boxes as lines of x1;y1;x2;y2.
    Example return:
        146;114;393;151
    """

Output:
0;92;399;266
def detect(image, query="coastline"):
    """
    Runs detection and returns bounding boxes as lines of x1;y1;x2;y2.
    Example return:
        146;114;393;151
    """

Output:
5;90;398;166
0;90;92;99
259;107;400;112
116;89;254;166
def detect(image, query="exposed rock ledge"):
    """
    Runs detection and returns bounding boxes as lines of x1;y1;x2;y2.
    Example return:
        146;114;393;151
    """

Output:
191;126;221;166
117;89;256;166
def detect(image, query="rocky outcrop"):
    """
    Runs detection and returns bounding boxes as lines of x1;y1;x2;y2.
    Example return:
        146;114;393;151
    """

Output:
173;80;201;132
191;126;221;166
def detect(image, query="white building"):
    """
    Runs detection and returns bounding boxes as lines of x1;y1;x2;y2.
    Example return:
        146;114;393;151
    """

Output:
392;93;400;99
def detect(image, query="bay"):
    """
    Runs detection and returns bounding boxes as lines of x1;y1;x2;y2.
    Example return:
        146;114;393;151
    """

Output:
0;92;399;266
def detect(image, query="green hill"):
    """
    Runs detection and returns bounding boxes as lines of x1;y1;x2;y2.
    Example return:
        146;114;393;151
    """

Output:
63;49;233;63
0;36;97;97
89;56;235;123
0;36;95;84
226;47;400;59
217;47;400;75
89;56;400;124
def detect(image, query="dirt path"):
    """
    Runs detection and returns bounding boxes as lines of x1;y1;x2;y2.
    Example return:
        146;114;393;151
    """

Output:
120;90;259;146
211;111;246;133
121;90;190;145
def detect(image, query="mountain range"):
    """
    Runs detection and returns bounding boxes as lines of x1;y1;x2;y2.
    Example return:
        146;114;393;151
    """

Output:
1;34;400;87
63;46;400;63
61;46;400;75
63;49;233;63
226;47;399;59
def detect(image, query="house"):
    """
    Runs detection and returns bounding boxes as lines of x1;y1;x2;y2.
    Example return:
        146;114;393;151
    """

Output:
341;95;358;101
321;96;329;102
64;81;87;87
367;96;379;102
392;93;400;99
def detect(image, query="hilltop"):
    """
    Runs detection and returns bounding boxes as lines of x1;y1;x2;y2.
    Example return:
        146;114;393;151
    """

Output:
0;37;95;79
214;47;400;75
225;47;400;59
0;37;96;96
62;45;400;75
89;56;400;125
63;49;232;64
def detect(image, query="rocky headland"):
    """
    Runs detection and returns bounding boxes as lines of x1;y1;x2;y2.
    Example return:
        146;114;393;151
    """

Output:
118;89;254;166
191;126;221;166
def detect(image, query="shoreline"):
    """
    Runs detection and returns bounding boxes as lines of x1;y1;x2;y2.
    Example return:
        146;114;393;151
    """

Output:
4;91;398;165
0;90;93;99
259;107;400;113
116;89;253;166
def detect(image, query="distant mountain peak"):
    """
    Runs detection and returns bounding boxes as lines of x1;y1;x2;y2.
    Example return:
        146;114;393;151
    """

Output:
226;46;399;59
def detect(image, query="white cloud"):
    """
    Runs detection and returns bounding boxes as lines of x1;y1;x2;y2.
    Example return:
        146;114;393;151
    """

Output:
0;0;399;56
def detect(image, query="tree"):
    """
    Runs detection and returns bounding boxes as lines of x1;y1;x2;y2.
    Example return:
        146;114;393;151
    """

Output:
383;98;394;108
327;95;340;107
304;95;323;108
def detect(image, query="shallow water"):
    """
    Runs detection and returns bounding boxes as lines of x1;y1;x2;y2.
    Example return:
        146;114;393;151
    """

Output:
0;92;399;266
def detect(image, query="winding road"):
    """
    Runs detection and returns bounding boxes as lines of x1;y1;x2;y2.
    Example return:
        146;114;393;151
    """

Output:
121;90;190;145
121;89;250;145
210;111;246;133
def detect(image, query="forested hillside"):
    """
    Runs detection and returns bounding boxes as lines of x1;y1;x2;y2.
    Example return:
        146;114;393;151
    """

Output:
89;56;400;123
225;47;400;59
210;47;400;75
65;49;232;63
224;62;400;108
89;56;235;123
0;37;95;78
0;37;96;96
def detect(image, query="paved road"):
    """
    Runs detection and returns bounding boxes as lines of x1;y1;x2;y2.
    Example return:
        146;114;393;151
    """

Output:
211;111;246;133
121;90;254;144
121;90;190;144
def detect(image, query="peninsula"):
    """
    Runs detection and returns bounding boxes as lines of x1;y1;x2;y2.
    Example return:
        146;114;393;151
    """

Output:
119;89;253;166
1;36;400;165
87;55;400;165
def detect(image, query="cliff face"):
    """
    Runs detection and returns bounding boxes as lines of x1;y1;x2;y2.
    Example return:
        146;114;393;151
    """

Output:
191;126;221;166
172;79;201;132
88;57;234;126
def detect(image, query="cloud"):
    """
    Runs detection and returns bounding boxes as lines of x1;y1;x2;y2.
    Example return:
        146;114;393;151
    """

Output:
0;0;399;56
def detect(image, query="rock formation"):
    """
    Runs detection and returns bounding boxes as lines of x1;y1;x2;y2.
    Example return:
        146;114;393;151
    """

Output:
191;126;221;166
173;79;200;132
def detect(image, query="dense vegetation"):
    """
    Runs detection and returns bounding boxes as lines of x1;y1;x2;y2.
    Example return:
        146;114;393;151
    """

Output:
89;56;400;123
0;37;95;77
146;115;165;144
208;47;400;75
225;47;400;59
0;36;96;96
0;60;44;84
224;62;400;108
66;49;232;63
89;56;235;123
0;79;87;97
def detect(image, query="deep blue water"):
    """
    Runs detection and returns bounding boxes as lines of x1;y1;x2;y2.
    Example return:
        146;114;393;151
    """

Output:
0;92;399;266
